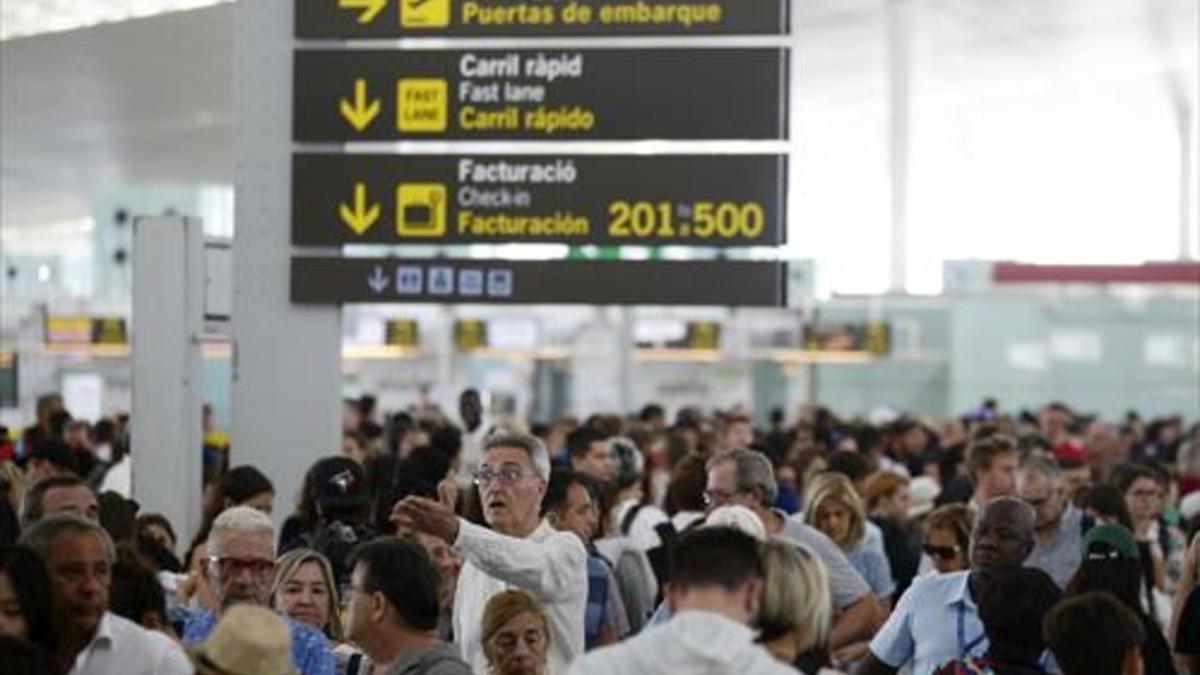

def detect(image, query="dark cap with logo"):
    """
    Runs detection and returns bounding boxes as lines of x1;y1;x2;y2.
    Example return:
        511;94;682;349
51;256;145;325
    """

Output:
312;457;369;508
1081;523;1140;562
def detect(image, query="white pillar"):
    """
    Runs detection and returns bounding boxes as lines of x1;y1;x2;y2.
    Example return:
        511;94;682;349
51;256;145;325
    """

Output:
131;216;204;540
232;0;341;525
887;0;913;293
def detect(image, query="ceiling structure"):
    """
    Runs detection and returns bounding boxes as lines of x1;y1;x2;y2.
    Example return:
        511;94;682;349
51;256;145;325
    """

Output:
0;0;1196;290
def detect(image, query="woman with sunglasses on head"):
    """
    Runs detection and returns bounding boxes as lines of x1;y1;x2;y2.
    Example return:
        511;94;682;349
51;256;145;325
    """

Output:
921;504;973;575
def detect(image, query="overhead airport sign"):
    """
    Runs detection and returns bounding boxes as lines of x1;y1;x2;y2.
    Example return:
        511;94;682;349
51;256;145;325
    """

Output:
292;257;787;306
384;319;420;347
292;153;787;246
44;316;129;347
802;321;891;356
295;0;790;39
293;48;789;142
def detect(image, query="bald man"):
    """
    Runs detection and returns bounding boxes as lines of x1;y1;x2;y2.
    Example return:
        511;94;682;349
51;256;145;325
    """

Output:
863;497;1037;675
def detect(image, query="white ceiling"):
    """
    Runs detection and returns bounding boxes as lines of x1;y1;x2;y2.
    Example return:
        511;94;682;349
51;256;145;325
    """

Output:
0;0;229;40
1;4;232;229
0;0;1196;269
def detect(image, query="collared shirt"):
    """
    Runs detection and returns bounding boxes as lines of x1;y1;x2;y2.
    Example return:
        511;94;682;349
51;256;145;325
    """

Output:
1026;504;1083;589
452;518;588;675
70;611;192;675
869;570;986;675
183;608;335;675
565;610;796;675
381;643;472;675
780;511;873;610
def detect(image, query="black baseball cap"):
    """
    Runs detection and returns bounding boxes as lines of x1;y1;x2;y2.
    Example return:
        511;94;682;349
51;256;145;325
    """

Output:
312;457;369;508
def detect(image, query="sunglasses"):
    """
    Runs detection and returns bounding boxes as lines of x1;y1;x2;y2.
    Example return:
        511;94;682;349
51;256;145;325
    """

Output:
923;544;961;561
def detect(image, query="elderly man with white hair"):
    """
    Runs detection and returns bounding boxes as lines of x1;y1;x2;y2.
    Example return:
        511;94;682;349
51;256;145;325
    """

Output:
392;431;588;675
181;505;335;675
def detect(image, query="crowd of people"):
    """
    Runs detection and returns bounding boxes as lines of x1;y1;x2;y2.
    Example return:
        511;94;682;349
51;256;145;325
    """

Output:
0;388;1198;675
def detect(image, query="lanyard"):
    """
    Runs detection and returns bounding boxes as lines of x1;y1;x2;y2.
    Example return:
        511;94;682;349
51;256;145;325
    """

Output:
957;603;986;657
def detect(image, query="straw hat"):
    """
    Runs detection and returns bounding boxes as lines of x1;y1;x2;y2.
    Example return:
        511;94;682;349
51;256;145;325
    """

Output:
191;605;297;675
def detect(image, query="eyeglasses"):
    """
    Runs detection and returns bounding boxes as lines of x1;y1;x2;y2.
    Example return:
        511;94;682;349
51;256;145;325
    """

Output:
208;556;275;577
473;466;537;487
923;544;961;561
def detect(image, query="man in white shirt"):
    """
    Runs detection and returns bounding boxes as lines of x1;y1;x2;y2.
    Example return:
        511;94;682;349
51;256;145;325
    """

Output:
19;513;191;675
566;526;794;675
862;497;1038;675
393;431;588;674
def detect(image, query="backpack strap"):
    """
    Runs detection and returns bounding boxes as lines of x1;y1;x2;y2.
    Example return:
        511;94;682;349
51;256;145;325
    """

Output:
620;502;646;536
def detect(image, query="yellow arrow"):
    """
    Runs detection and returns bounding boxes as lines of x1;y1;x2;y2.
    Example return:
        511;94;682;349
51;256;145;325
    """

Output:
339;79;381;132
339;183;381;235
338;0;387;24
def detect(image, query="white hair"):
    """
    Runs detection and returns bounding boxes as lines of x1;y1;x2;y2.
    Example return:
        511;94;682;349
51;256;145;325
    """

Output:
209;505;275;556
484;431;551;481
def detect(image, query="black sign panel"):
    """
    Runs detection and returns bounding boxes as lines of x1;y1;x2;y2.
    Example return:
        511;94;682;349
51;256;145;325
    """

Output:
294;48;789;142
292;257;786;306
293;153;786;247
296;0;790;39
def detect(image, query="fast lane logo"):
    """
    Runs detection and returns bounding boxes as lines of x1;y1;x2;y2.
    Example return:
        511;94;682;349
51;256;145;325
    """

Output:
402;0;451;28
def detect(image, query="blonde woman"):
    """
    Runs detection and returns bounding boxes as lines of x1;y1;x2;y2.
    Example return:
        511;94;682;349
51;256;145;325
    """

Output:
482;589;551;675
803;472;896;602
271;549;368;675
757;539;832;666
271;548;343;640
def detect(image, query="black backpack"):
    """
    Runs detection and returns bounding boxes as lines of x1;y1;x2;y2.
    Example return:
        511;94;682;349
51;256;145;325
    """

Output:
293;520;377;594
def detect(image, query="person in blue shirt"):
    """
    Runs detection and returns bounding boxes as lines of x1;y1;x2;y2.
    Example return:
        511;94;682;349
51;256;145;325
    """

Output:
182;505;335;675
862;497;1038;675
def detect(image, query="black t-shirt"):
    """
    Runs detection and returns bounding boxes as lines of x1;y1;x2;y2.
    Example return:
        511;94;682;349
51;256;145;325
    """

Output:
1178;586;1200;656
871;516;920;600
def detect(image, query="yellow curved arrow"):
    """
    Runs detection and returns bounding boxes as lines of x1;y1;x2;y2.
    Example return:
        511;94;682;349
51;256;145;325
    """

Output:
338;0;387;24
339;183;381;235
339;79;381;132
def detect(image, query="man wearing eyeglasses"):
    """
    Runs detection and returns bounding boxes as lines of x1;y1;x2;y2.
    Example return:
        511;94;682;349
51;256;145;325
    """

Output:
1016;455;1084;588
704;449;882;652
181;505;335;675
392;431;588;675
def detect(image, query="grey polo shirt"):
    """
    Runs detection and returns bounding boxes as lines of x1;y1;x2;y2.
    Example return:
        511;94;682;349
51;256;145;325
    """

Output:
1025;503;1084;589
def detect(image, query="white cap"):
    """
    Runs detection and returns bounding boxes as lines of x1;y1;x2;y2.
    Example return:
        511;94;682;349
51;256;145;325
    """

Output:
1180;491;1200;522
705;505;768;541
908;476;941;518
